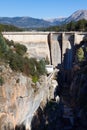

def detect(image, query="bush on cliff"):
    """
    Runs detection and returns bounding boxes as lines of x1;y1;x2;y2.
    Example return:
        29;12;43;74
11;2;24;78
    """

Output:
32;75;39;83
14;43;27;56
27;58;46;77
76;47;84;62
37;59;46;75
0;34;8;59
9;53;24;72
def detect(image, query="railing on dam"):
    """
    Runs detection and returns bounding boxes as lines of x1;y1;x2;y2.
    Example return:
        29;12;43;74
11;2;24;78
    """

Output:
2;31;50;35
2;31;87;35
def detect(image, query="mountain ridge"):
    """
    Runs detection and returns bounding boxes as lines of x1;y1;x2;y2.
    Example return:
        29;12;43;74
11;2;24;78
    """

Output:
65;10;87;23
0;10;87;28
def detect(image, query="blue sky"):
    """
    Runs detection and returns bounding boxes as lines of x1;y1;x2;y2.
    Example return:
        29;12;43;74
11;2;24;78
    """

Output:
0;0;87;18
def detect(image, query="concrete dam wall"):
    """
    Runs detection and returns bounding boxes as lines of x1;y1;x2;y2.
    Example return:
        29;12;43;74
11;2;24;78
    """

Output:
2;32;87;68
3;32;50;62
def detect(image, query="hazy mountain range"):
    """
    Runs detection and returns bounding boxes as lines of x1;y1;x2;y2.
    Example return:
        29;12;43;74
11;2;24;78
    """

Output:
0;10;87;28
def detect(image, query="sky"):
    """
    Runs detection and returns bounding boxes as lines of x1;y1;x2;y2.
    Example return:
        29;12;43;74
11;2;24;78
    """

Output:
0;0;87;19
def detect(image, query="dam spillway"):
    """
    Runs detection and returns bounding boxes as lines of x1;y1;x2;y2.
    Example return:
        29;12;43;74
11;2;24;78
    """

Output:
2;31;87;69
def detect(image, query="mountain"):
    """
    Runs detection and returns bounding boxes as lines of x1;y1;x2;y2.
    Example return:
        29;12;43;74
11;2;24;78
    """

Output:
46;10;87;25
0;10;87;28
0;17;52;28
65;10;87;23
44;17;66;25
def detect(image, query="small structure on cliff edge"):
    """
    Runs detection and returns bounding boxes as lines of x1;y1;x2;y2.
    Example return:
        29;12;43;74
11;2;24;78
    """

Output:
45;64;53;74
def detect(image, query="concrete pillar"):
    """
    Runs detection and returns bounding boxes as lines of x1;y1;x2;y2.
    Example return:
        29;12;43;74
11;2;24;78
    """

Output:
74;33;78;45
50;33;62;67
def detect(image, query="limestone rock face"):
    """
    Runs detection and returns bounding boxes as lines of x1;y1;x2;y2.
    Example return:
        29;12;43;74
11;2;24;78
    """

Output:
0;64;57;130
0;64;48;130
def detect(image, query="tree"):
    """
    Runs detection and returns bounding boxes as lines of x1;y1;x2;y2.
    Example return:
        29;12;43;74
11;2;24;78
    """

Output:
76;47;84;62
0;34;8;58
76;19;86;31
9;53;24;72
15;43;27;56
37;59;46;75
67;21;76;31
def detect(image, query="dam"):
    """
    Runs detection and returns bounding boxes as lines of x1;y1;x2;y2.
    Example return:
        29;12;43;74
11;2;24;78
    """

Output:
2;31;87;69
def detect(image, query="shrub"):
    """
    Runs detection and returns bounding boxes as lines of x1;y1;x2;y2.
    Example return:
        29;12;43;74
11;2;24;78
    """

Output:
76;47;84;62
32;75;39;83
28;58;38;76
10;54;24;72
15;43;27;56
37;59;46;75
0;34;8;58
5;39;14;47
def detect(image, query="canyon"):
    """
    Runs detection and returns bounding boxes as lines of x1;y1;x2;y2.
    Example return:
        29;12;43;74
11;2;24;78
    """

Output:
0;31;87;130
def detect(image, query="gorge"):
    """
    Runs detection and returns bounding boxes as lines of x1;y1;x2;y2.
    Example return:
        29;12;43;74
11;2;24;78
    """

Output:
0;31;87;130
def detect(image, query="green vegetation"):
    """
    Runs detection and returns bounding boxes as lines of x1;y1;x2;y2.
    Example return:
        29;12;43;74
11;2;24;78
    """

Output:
8;53;24;72
38;19;87;32
14;43;27;56
76;47;84;62
75;36;87;64
32;75;39;83
0;34;8;59
0;34;46;83
0;24;23;32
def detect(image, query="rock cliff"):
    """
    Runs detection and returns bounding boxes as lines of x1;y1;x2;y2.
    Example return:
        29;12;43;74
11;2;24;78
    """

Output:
70;64;87;129
0;63;57;130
